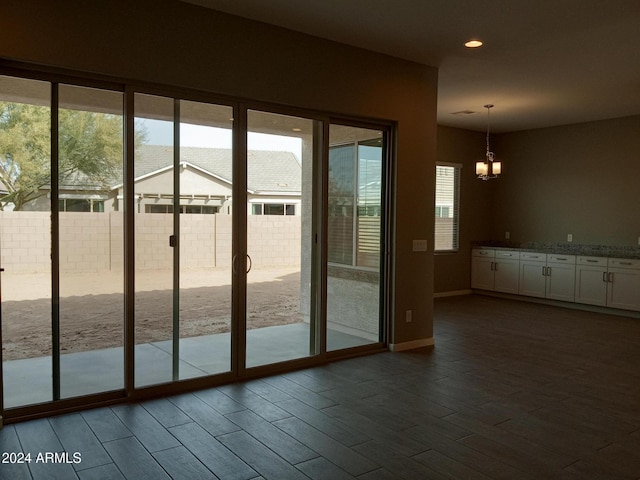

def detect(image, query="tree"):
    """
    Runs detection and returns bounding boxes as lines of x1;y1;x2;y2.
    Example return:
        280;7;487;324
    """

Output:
0;101;142;211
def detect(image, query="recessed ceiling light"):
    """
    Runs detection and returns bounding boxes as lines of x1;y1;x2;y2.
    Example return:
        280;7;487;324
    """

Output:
465;40;483;48
292;127;302;132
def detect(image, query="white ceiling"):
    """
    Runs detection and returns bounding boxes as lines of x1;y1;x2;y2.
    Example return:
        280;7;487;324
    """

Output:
184;0;640;133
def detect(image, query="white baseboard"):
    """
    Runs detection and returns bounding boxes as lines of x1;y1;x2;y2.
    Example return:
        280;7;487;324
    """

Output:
434;289;472;298
389;337;434;351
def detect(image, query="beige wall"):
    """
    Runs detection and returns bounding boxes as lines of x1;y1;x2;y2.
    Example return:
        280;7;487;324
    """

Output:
434;126;491;293
1;0;438;344
491;115;640;246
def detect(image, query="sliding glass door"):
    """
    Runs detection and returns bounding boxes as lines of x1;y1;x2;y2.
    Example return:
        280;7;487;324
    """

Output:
1;76;53;408
0;68;390;420
1;77;128;407
245;110;318;368
134;94;234;387
327;124;386;351
58;84;125;398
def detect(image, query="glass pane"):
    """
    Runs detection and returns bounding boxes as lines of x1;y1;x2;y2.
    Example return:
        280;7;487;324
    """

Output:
327;125;384;351
134;93;175;387
0;75;52;408
435;165;460;251
246;110;316;367
178;99;233;379
58;84;124;398
134;94;234;386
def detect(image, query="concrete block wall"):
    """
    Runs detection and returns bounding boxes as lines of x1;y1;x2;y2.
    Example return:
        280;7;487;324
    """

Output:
1;212;302;274
215;214;232;267
59;212;112;273
0;211;51;273
247;216;301;267
179;214;217;269
135;213;174;271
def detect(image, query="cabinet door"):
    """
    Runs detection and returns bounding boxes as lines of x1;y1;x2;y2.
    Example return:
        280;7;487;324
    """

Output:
519;260;546;298
574;265;608;306
607;267;640;311
471;257;495;290
546;263;576;302
494;259;520;294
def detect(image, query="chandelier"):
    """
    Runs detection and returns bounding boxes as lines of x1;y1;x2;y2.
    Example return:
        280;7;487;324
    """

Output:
476;104;502;180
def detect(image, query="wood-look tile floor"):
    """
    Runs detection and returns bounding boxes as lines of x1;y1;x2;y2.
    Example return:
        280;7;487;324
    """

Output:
2;294;640;479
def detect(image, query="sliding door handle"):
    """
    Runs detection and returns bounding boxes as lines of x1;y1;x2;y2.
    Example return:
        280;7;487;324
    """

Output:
232;254;253;274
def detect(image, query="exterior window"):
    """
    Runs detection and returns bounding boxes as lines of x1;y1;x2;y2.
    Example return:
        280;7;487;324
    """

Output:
146;204;173;214
434;164;461;252
145;204;218;214
250;203;296;215
59;198;105;212
264;203;285;216
183;205;218;214
328;137;382;268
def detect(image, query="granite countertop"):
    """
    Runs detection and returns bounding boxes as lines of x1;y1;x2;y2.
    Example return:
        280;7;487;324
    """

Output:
471;241;640;259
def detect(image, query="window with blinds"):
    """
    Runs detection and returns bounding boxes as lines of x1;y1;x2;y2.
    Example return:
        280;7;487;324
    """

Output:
434;164;461;251
328;138;382;268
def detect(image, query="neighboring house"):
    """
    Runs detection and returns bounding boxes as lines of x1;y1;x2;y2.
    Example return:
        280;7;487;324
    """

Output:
11;145;302;215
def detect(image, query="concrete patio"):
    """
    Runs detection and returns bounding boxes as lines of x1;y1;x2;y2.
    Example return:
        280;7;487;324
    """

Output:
3;323;375;409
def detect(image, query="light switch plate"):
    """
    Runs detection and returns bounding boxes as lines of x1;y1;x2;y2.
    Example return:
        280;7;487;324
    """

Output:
413;239;428;252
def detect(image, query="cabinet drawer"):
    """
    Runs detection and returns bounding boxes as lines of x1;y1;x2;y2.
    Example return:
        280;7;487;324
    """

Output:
472;248;495;258
495;250;520;260
577;256;607;266
608;258;640;269
547;254;576;264
520;252;546;262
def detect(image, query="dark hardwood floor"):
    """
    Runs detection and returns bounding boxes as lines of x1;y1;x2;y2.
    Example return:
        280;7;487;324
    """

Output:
2;294;640;479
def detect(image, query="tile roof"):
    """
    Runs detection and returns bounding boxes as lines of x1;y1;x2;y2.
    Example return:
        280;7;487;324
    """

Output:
134;145;301;193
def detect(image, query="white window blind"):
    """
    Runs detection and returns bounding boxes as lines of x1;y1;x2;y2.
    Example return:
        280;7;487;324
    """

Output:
435;163;461;251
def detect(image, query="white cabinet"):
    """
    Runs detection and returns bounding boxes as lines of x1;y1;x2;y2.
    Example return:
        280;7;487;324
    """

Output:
471;248;520;293
605;258;640;311
574;256;640;311
471;247;640;312
519;252;547;298
519;252;576;301
493;250;520;294
471;248;495;290
545;254;577;302
575;256;608;306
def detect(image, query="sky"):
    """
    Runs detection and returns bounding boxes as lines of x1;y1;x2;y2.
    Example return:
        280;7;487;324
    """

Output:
140;119;302;162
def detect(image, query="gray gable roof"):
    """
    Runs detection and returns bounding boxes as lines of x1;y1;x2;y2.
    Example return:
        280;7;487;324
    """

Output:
135;145;301;193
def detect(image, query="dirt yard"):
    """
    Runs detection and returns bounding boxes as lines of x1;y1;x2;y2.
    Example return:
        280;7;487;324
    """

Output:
1;267;303;360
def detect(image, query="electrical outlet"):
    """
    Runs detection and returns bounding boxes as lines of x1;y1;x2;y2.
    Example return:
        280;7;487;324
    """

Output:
405;310;412;323
505;231;510;240
567;234;573;242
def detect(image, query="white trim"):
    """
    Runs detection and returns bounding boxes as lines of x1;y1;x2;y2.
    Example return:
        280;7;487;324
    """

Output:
434;289;472;298
389;337;434;351
253;191;301;197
